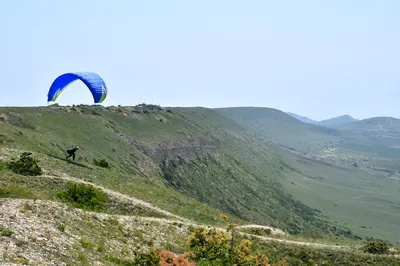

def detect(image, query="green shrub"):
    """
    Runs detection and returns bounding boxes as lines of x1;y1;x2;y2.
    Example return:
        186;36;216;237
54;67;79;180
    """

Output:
93;158;110;169
167;109;173;114
187;215;270;265
7;152;43;176
361;241;389;254
14;257;29;265
57;182;108;211
0;227;14;237
243;227;272;237
79;238;94;249
57;223;65;232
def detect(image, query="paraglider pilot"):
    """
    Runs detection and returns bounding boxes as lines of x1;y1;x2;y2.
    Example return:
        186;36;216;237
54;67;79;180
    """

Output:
66;145;79;161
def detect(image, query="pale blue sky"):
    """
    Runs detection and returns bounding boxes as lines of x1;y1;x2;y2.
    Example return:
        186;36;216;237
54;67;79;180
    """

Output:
0;0;399;120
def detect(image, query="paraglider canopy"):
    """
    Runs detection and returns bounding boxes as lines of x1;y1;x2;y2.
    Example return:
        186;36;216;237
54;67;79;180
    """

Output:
47;72;107;104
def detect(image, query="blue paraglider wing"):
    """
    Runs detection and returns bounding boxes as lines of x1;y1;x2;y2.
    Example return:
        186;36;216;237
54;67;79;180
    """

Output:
47;72;107;103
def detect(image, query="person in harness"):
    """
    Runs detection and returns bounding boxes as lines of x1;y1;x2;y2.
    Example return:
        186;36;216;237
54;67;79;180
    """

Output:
66;145;79;161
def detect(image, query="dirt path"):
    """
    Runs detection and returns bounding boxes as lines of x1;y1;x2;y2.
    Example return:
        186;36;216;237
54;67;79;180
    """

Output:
236;224;286;236
36;173;400;256
42;172;191;222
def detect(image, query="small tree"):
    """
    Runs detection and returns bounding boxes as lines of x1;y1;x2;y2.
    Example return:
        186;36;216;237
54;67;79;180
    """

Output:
93;158;110;169
8;152;43;176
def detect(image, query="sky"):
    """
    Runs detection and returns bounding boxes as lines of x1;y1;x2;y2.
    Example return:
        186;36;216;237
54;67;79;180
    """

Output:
0;0;399;120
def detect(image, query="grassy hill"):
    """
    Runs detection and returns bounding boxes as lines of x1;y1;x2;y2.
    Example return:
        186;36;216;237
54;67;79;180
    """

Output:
0;105;351;236
1;105;400;264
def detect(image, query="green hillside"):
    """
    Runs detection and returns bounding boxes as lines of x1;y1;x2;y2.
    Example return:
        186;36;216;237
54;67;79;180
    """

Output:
2;105;400;264
333;117;400;160
0;105;353;238
216;107;400;243
217;107;343;154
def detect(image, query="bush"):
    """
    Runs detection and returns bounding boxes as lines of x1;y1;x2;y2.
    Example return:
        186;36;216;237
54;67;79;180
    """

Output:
57;182;108;211
158;250;196;266
93;159;110;169
167;109;173;114
244;227;272;237
0;227;14;237
106;250;196;266
7;152;43;176
188;226;269;265
361;241;389;254
185;215;272;265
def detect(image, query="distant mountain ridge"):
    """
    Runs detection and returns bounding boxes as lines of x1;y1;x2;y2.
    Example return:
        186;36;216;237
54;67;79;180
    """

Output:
319;115;357;127
286;112;319;125
287;112;357;127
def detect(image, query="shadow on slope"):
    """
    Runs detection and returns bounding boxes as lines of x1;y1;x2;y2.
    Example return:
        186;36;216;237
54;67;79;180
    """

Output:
46;154;93;170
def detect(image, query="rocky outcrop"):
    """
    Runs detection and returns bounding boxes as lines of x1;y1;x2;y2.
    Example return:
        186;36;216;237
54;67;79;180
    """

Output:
121;134;220;163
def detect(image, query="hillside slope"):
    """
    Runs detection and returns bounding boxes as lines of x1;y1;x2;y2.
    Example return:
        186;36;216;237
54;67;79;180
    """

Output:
215;106;400;243
216;107;343;154
0;105;349;238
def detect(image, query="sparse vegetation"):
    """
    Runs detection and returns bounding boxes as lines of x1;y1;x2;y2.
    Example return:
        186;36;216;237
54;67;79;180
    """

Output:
240;227;272;237
7;152;43;176
79;238;95;249
104;216;287;265
361;240;390;254
57;182;108;211
14;257;29;265
0;227;14;237
0;184;36;199
57;223;66;232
